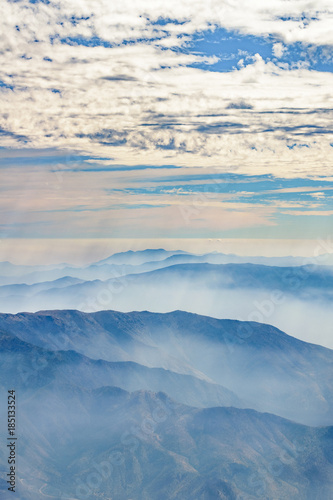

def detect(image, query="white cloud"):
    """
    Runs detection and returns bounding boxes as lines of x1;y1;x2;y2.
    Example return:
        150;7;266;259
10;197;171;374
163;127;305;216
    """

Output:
308;191;326;199
2;0;333;47
273;42;286;58
0;0;332;179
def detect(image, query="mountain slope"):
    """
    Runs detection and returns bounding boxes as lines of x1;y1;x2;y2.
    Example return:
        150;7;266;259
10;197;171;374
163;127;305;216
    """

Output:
0;330;242;409
0;276;84;297
0;308;332;499
0;309;332;425
0;384;331;500
2;247;333;287
1;261;333;350
95;248;188;266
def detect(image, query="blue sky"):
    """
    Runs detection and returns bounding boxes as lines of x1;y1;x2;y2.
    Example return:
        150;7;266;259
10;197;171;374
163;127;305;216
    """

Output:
186;27;333;73
0;0;333;240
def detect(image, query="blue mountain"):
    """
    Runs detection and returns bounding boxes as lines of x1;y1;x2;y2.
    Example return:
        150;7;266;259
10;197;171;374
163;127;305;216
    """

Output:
0;309;332;425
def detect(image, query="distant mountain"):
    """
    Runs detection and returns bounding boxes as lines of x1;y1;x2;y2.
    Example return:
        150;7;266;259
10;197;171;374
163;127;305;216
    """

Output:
1;250;332;499
124;262;333;292
0;259;191;286
2;248;332;287
0;309;332;425
0;260;68;277
95;248;188;266
4;262;333;304
0;249;190;285
0;276;84;297
0;263;131;286
156;251;333;267
2;261;333;348
0;383;331;500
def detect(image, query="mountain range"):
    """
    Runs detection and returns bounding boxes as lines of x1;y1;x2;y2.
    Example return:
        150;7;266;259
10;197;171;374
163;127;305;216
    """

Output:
1;250;333;349
0;248;332;499
0;309;332;499
0;309;332;426
1;248;333;286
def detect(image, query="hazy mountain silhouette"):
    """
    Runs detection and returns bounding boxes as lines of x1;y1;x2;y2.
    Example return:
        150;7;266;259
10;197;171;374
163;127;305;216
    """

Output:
0;330;242;409
1;261;333;349
0;309;332;425
0;383;332;500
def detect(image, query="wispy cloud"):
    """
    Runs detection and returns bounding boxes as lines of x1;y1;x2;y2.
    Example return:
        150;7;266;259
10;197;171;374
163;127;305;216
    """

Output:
1;161;332;238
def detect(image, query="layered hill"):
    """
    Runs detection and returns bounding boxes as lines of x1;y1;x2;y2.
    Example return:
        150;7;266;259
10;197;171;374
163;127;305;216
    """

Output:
0;309;332;425
1;259;333;349
0;384;332;500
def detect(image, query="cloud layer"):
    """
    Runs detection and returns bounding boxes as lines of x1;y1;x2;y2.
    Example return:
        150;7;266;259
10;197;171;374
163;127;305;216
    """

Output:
1;0;333;239
0;0;333;176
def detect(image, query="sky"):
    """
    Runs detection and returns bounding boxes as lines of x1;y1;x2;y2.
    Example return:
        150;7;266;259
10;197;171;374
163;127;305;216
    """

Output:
0;0;333;243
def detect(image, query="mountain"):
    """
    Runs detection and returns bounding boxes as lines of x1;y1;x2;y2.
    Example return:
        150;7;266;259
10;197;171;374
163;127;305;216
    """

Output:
0;330;242;409
95;248;188;266
1;261;333;348
5;262;333;303
0;263;129;286
1;248;332;499
0;260;68;277
0;250;191;286
0;383;332;500
151;251;333;268
2;248;332;287
0;276;84;297
119;262;333;293
0;309;332;499
0;309;332;425
0;260;188;286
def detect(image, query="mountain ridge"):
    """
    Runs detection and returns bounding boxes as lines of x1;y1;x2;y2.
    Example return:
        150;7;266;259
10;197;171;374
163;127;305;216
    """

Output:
0;309;332;425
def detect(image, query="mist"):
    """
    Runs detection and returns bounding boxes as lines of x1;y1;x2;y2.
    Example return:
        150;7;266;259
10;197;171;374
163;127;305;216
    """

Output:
1;250;333;498
1;255;333;349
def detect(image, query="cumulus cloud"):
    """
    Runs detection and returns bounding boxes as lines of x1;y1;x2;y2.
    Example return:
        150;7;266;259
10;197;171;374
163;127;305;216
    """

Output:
272;42;286;58
0;0;332;178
